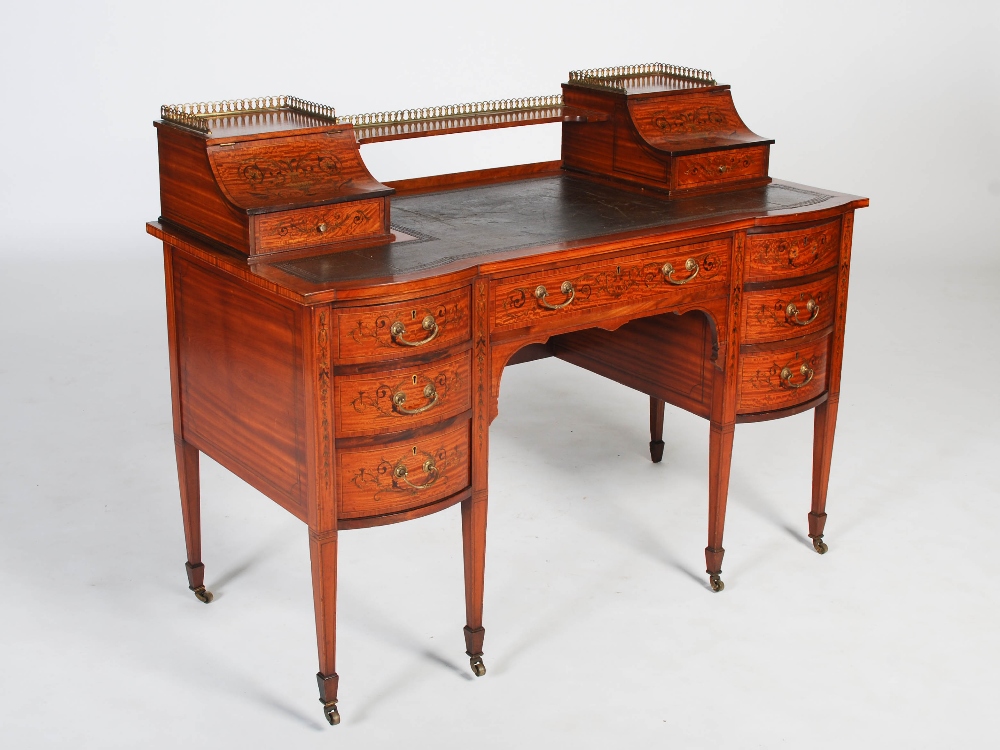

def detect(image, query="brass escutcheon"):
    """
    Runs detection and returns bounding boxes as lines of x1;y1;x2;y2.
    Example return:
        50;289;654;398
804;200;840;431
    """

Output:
392;383;439;415
780;363;815;389
534;281;575;310
785;298;819;326
393;459;438;490
662;258;699;285
390;315;439;346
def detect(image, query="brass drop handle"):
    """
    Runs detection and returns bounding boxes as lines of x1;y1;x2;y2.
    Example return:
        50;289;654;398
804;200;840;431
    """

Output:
786;299;819;326
535;281;575;310
393;459;438;490
780;364;815;389
390;315;439;347
317;222;328;233
662;258;700;285
392;383;439;415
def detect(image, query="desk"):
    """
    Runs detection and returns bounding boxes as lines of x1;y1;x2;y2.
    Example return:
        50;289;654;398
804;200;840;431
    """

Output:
148;65;867;725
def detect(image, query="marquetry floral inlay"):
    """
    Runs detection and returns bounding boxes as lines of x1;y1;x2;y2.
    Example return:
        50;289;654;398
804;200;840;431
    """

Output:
497;250;723;326
350;443;466;503
350;368;457;417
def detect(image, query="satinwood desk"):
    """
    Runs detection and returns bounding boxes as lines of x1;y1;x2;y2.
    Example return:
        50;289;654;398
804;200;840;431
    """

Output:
148;63;868;725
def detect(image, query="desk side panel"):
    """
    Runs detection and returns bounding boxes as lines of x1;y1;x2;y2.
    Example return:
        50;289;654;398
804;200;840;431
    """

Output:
170;250;308;519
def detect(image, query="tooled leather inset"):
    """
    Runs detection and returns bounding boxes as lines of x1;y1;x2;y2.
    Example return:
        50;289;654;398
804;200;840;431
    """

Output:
496;248;724;327
350;444;467;502
750;223;839;275
349;302;468;348
350;368;457;417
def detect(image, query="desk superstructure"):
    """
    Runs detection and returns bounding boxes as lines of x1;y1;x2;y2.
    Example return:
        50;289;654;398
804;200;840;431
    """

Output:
149;64;867;725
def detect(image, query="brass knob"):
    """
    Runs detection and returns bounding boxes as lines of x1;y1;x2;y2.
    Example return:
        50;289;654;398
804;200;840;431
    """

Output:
317;222;328;233
718;165;728;173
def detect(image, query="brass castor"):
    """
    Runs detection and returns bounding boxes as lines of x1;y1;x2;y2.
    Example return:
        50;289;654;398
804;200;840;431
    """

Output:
470;655;486;677
709;575;725;593
192;586;214;603
813;538;829;555
323;702;341;726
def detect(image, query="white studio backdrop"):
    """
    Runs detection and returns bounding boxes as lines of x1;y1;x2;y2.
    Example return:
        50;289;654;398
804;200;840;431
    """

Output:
2;2;1000;749
0;0;998;263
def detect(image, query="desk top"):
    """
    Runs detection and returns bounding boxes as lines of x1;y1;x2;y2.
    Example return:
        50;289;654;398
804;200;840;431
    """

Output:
150;169;866;300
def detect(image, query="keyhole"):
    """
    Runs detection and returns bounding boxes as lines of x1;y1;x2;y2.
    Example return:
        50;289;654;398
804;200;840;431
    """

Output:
616;265;621;275
412;446;417;455
411;310;417;320
412;375;418;385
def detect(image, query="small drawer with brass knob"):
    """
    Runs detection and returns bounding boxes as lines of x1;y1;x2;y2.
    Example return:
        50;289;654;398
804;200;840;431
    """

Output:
334;287;472;364
253;198;387;255
337;420;471;520
737;336;829;414
741;273;837;344
674;145;768;190
334;352;472;437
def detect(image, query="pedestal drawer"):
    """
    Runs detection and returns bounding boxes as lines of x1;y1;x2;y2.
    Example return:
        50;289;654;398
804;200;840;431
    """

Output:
334;352;472;437
742;273;837;344
337;420;471;520
493;238;729;332
746;220;840;283
334;287;471;364
738;337;828;414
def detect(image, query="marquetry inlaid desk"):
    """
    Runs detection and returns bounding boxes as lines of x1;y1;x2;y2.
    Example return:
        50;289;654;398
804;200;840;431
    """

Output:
147;64;867;725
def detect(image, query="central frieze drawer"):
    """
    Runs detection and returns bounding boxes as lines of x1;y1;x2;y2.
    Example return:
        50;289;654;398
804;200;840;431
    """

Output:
337;420;471;520
493;238;730;331
334;352;472;438
334;287;471;364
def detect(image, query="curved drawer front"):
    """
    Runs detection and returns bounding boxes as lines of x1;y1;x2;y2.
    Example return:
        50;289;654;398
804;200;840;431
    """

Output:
746;220;840;283
334;352;472;438
742;273;837;344
493;238;730;332
738;337;828;414
335;287;471;364
337;420;471;520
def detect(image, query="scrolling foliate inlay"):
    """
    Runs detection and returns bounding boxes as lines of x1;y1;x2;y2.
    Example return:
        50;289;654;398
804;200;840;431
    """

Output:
351;368;457;418
475;280;489;447
350;444;467;503
349;301;469;349
317;310;332;491
749;223;840;276
496;248;725;327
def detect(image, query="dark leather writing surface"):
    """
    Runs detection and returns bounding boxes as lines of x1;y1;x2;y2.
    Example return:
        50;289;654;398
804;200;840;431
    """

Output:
274;175;830;284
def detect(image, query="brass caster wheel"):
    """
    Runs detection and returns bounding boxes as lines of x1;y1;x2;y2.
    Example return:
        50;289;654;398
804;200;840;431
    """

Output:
323;702;340;726
470;655;486;677
709;575;725;593
813;538;829;555
192;586;214;604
